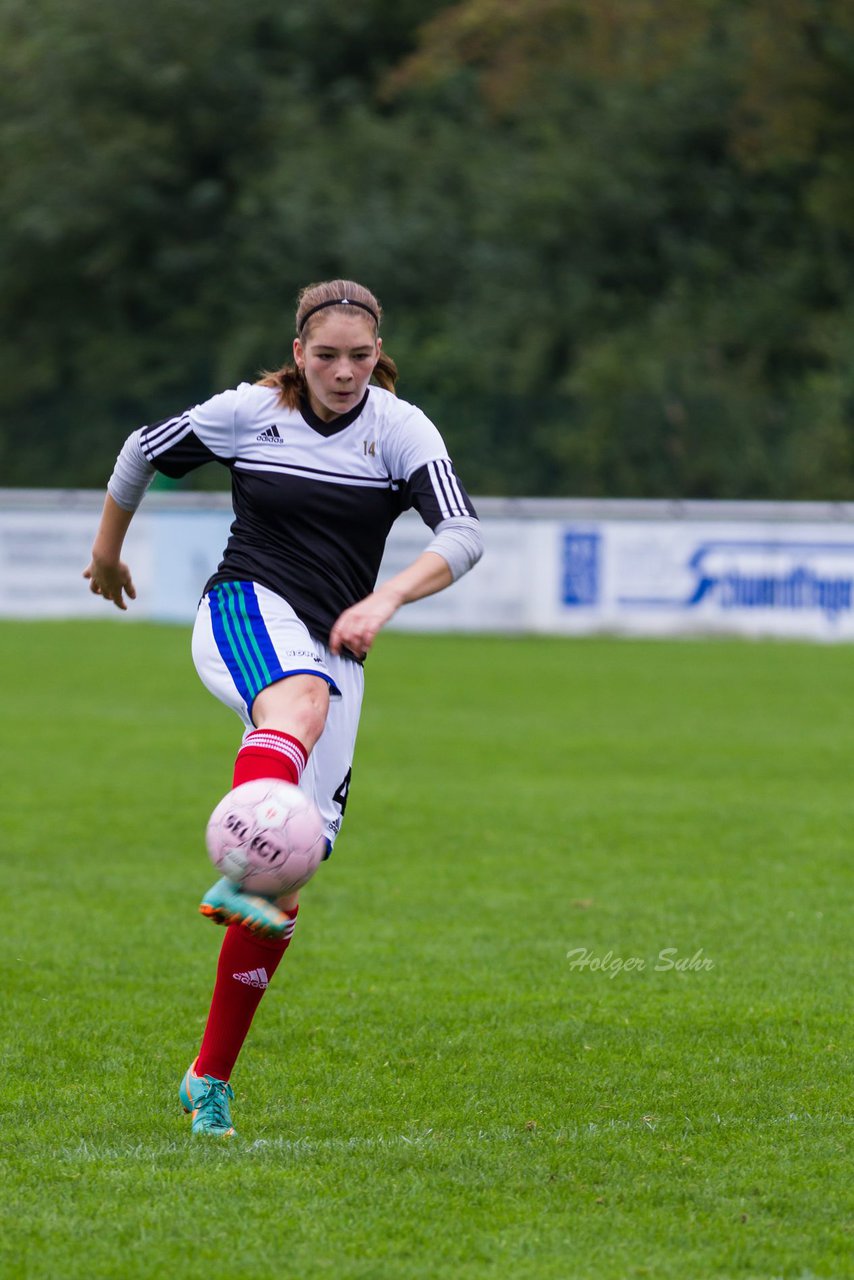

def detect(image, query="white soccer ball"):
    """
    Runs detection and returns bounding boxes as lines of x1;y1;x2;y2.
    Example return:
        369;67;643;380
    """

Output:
205;779;326;896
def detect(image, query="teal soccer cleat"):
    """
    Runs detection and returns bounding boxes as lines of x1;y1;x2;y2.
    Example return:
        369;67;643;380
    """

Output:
198;876;289;937
180;1059;237;1137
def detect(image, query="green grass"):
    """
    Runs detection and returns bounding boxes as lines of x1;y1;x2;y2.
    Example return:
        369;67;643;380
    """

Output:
0;622;850;1279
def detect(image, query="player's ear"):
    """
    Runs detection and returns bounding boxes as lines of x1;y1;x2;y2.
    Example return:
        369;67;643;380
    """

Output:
293;338;304;369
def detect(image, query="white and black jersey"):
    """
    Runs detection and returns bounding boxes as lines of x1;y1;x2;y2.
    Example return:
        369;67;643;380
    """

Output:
138;383;478;645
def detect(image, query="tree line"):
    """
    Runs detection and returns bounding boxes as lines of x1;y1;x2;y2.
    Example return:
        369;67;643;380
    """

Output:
2;0;854;498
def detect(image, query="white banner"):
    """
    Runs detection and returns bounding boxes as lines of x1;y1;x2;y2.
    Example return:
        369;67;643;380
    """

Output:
3;491;854;641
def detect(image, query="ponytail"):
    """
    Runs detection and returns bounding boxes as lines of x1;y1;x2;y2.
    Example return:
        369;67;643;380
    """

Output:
256;364;305;410
372;350;399;393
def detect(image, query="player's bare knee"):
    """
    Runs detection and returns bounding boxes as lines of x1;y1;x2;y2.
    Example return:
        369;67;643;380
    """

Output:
291;691;329;746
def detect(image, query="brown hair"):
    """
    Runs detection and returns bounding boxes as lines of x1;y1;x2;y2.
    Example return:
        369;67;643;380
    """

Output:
257;279;398;408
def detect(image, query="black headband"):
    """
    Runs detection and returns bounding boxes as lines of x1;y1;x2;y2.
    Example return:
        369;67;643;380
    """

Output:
298;297;379;334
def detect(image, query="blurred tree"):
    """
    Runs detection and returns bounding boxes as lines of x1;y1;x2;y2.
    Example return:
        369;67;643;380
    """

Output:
0;0;456;485
383;0;854;496
1;0;853;498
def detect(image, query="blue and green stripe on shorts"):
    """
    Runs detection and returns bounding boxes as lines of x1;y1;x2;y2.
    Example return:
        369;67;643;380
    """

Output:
208;581;333;712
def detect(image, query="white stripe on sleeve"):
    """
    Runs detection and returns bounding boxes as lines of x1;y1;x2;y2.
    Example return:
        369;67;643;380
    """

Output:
427;458;469;519
140;412;193;461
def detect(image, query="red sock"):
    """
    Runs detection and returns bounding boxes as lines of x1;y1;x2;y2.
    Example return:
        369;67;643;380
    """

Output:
195;730;306;1082
195;908;299;1082
233;729;308;788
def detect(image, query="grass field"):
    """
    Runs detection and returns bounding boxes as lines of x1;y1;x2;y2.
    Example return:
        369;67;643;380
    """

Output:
0;621;850;1279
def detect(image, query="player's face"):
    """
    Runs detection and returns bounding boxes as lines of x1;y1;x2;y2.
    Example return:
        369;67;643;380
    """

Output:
294;314;381;423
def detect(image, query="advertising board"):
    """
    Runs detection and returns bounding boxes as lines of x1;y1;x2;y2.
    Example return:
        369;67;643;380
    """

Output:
3;492;854;641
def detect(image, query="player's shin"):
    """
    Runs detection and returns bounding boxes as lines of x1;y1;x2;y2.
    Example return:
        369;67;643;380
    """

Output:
195;907;299;1083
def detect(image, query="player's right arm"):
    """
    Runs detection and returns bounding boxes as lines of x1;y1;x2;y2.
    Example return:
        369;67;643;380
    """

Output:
83;493;138;610
84;386;242;609
83;422;158;610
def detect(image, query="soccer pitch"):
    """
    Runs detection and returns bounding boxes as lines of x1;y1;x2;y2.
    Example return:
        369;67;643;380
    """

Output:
1;622;849;1279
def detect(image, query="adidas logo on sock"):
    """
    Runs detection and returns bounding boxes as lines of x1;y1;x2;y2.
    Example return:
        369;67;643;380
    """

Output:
233;967;269;989
256;425;284;444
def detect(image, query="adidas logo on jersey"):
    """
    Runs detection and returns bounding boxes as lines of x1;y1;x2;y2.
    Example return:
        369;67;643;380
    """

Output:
233;967;269;989
256;425;284;444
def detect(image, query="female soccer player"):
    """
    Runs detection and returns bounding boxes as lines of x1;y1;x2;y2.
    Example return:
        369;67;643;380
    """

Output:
84;280;483;1136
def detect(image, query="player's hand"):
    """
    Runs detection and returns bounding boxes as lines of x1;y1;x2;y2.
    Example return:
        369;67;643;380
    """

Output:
329;588;401;659
83;556;137;611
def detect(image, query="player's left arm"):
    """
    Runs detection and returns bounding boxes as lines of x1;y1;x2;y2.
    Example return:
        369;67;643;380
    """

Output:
329;550;455;658
329;449;483;658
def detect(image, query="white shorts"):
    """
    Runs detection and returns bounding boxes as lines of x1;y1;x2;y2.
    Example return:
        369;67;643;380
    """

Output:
192;580;364;848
